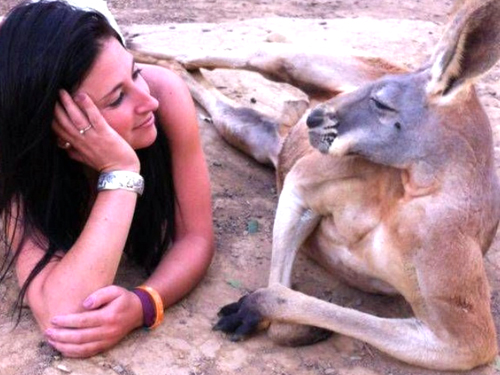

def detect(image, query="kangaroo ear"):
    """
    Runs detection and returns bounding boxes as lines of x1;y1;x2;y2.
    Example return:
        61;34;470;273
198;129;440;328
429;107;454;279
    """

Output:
427;0;500;97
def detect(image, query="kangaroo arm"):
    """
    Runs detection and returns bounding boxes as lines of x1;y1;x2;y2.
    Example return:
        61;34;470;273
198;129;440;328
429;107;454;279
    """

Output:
250;284;486;371
269;180;321;286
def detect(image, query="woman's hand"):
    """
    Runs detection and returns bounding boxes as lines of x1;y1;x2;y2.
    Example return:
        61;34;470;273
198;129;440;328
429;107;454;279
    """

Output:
53;90;140;173
44;285;143;358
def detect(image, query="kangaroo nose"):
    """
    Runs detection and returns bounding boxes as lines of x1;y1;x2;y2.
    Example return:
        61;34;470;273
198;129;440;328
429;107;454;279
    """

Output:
306;108;325;128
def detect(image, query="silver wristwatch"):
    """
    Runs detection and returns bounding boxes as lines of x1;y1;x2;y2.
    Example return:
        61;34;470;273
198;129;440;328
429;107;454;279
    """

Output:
97;171;145;196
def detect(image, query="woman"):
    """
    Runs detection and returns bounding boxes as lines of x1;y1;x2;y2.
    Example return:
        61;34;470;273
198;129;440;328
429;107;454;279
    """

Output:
0;0;214;358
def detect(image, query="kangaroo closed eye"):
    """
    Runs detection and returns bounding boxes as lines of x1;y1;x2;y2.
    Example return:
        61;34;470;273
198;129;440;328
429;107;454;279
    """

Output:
370;97;395;112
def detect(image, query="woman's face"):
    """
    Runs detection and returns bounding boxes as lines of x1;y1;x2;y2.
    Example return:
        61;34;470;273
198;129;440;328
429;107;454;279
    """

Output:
76;37;159;150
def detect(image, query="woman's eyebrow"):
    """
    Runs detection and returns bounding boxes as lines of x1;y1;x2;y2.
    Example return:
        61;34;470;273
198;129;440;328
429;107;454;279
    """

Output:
98;56;136;103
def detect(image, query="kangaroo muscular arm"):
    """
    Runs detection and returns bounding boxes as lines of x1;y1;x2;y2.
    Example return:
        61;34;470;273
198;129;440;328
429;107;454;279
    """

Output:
269;176;321;287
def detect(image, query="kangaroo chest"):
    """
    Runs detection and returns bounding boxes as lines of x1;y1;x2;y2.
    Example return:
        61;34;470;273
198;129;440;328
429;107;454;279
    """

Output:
298;164;414;294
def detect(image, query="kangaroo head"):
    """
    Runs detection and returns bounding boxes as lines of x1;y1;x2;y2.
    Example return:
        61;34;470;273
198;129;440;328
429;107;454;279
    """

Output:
307;0;500;169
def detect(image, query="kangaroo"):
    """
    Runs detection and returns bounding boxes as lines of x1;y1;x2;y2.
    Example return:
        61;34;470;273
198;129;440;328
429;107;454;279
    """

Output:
131;0;500;370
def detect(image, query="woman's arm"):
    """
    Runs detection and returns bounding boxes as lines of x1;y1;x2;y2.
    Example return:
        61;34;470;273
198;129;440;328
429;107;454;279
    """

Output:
138;63;214;308
15;189;143;329
15;92;143;330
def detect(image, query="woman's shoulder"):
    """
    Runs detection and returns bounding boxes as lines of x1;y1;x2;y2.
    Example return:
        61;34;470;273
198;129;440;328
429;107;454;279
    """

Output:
138;63;190;103
138;63;199;140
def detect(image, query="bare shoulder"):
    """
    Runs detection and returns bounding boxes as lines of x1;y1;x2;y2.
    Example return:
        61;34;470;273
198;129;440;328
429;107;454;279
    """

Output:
137;63;198;142
137;63;191;107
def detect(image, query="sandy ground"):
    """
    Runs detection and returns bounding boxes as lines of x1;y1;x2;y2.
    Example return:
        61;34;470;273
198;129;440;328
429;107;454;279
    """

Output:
2;1;500;375
1;0;456;25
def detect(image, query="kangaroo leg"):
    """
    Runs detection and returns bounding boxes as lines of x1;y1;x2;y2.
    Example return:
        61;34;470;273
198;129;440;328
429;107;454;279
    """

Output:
130;43;407;98
215;176;332;346
221;283;484;371
267;179;333;346
267;180;321;287
185;69;293;168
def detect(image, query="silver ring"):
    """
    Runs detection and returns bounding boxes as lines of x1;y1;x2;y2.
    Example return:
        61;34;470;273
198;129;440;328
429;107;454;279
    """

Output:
62;142;71;149
79;124;93;135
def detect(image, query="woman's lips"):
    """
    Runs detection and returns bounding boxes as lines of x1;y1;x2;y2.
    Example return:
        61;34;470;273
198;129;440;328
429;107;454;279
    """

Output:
135;114;155;129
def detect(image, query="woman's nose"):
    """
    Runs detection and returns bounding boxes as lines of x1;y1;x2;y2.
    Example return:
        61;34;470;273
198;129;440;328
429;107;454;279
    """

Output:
136;88;159;114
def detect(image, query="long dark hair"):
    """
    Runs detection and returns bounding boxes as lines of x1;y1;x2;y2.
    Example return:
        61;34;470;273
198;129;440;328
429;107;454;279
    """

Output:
0;1;176;316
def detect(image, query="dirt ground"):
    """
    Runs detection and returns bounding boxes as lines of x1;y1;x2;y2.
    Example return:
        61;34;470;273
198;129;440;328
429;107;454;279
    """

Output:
1;0;456;25
2;1;500;375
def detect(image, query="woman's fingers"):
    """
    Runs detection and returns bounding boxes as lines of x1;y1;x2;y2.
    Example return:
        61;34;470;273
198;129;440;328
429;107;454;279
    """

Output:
50;310;102;329
52;103;72;139
45;287;142;357
83;285;123;310
53;98;87;151
47;337;108;358
46;325;102;344
57;90;94;134
72;92;105;132
55;90;103;139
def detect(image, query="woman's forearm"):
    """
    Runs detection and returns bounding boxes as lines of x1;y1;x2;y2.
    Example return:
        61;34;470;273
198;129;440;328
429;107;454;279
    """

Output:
144;233;214;308
31;189;138;323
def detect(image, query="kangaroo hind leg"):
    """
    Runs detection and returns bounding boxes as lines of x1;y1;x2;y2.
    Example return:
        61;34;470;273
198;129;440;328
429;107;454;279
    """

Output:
185;69;308;168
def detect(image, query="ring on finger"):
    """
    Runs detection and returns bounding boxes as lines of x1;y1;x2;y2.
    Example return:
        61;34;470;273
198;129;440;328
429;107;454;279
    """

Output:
62;141;71;149
79;124;93;135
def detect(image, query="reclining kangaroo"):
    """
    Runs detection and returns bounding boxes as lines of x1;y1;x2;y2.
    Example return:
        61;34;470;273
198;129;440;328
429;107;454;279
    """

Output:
133;0;500;370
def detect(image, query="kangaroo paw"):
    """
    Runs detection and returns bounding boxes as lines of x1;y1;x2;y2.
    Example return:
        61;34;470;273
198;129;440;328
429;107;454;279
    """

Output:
213;293;270;342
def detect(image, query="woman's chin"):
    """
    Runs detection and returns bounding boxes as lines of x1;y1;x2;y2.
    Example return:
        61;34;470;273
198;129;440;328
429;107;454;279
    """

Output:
131;127;158;150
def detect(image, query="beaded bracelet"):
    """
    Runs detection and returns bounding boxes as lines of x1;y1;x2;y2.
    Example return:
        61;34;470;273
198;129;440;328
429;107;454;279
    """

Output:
133;285;164;329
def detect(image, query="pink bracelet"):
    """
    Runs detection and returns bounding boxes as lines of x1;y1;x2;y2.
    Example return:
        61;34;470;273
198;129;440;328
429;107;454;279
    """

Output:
132;288;156;328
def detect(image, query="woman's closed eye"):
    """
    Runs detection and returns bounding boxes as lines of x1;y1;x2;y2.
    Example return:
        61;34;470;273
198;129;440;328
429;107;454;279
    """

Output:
108;68;143;108
109;92;124;108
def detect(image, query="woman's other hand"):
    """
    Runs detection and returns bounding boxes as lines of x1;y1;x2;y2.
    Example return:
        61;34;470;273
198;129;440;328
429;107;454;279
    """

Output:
53;90;140;173
43;285;143;358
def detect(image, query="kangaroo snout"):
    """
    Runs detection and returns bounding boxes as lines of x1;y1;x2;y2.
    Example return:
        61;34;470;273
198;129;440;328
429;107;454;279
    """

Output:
307;106;339;154
306;108;326;128
306;107;339;128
